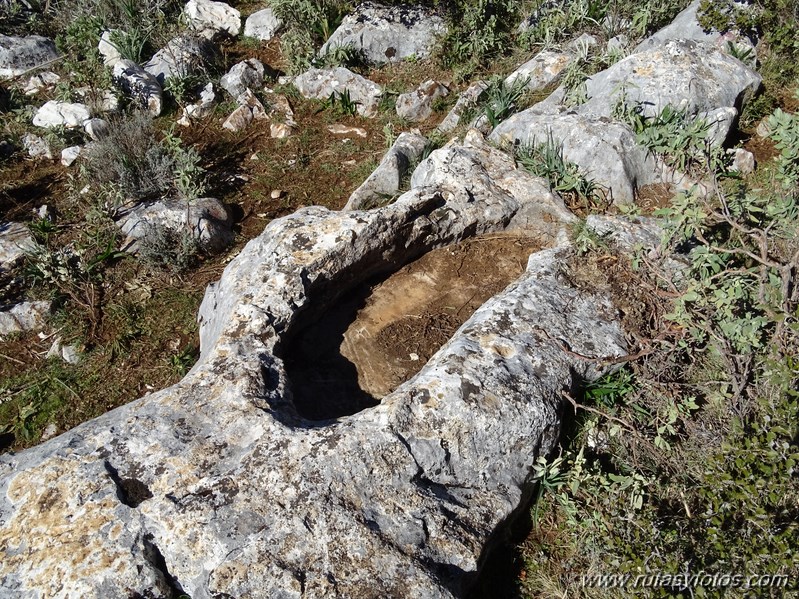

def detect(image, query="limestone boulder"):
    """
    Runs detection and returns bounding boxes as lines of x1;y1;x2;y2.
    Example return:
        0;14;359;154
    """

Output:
490;107;658;205
244;8;282;41
0;222;35;269
144;35;212;85
0;301;50;335
634;0;757;55
113;59;163;116
504;49;572;91
344;131;428;210
0;35;58;79
0;125;636;597
220;58;264;99
294;67;383;117
579;39;761;121
184;0;241;38
320;1;446;65
32;100;91;129
118;197;233;254
396;79;448;122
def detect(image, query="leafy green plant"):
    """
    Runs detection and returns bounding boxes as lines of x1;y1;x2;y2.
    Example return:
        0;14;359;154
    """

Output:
439;0;520;71
269;0;350;74
322;89;359;117
481;75;531;128
616;99;729;176
515;134;605;211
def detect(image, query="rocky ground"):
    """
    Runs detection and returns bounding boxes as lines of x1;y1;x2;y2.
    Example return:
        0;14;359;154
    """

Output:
1;0;798;597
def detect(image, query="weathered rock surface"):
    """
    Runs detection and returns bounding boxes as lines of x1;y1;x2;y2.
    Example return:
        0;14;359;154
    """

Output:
21;133;52;160
220;58;264;99
113;59;163;116
437;80;489;133
118;197;233;254
60;145;81;167
490;108;658;205
320;1;446;64
634;0;756;54
97;30;122;66
0;123;631;595
396;79;448;122
144;35;212;85
22;70;59;95
185;0;241;38
0;222;35;269
0;301;50;335
411;130;577;240
244;8;282;40
32;100;91;129
504;49;572;91
580;39;761;121
294;67;383;117
178;82;217;125
344;131;428;210
0;35;58;79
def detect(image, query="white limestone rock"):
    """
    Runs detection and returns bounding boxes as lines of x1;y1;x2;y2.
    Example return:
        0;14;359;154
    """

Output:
144;35;212;85
22;133;52;160
22;70;59;95
345;131;428;210
184;0;241;38
320;1;446;65
437;80;489;133
396;80;448;122
580;39;761;121
504;50;572;91
113;59;163;116
0;222;35;268
244;8;283;41
0;301;50;335
61;145;82;167
32;100;91;129
294;67;383;118
0;35;58;79
118;197;233;254
220;59;264;99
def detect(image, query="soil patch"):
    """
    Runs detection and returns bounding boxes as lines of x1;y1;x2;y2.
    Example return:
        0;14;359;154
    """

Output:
284;233;541;421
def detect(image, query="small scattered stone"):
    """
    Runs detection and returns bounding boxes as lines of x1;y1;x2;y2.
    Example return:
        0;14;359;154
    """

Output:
294;67;383;118
83;118;109;141
222;104;253;132
220;59;264;99
32;100;91;129
327;124;367;137
395;80;448;123
61;145;82;167
244;8;282;41
22;133;52;160
270;122;292;138
40;423;58;441
23;70;60;95
731;148;755;174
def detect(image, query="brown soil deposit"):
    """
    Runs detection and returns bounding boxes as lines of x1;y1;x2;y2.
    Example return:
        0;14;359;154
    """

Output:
284;233;542;420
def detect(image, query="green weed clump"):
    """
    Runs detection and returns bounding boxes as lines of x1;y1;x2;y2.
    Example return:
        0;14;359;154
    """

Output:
515;134;605;212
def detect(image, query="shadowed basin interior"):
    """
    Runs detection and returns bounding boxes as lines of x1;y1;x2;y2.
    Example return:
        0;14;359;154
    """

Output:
283;233;542;421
